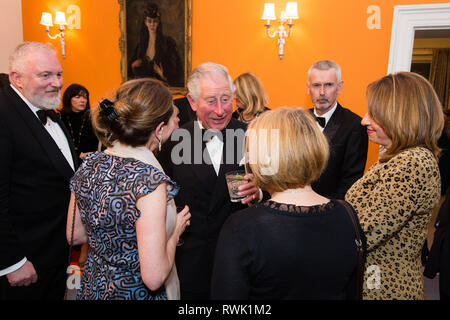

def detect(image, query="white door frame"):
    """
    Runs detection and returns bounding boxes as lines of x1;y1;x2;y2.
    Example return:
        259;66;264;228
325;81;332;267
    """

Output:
388;3;450;74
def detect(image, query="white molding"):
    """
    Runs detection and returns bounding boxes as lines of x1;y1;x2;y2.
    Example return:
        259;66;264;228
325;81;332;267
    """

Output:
388;3;450;74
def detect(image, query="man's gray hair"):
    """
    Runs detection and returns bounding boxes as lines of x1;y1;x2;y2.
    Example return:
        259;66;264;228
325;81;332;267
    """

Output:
187;62;235;101
9;42;57;74
308;60;342;82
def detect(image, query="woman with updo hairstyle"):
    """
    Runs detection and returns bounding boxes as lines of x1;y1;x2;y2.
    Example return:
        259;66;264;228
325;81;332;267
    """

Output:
232;72;270;124
67;78;191;300
345;72;444;299
211;107;366;300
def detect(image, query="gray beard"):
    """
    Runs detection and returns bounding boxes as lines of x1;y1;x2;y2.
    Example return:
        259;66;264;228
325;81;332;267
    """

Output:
30;92;61;110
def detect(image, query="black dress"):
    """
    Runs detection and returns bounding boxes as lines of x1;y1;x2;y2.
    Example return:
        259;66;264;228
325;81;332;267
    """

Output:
211;199;366;300
60;109;99;164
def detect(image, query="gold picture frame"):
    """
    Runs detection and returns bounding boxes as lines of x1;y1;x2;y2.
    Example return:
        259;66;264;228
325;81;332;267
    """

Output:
119;0;192;94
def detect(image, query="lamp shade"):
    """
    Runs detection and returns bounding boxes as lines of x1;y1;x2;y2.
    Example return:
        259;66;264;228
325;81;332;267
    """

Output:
40;12;53;27
261;3;276;20
54;11;67;25
285;2;299;19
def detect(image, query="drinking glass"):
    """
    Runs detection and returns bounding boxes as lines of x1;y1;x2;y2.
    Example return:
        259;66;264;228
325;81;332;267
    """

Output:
225;170;248;202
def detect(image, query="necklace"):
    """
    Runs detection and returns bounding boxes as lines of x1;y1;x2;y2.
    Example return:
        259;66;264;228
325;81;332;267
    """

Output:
65;113;86;153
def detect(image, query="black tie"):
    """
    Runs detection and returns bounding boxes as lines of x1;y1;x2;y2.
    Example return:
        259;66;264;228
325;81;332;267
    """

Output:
315;116;326;128
36;109;59;125
202;128;227;142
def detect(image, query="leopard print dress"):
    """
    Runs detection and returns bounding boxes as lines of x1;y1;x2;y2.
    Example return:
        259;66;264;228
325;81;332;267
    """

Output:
345;147;441;300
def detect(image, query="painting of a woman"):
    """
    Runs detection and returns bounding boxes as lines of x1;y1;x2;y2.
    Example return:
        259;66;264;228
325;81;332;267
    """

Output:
127;3;184;87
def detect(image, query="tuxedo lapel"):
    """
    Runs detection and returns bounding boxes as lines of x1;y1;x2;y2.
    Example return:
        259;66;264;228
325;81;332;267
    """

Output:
323;104;344;142
189;122;217;189
209;121;245;212
56;115;79;169
5;87;75;179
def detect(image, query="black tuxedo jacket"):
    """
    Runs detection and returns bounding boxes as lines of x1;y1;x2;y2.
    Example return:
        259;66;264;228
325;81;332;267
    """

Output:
310;104;368;199
173;97;196;127
0;86;77;273
158;118;247;295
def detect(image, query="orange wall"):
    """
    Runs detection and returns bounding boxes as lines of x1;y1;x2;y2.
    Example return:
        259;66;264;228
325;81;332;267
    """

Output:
21;0;449;169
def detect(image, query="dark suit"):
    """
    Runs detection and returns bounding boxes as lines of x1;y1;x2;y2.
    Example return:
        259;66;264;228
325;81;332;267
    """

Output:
310;104;368;199
0;86;77;299
174;97;196;127
158;118;247;299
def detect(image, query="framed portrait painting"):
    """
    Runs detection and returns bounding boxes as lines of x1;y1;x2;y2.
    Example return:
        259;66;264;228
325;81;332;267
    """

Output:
119;0;192;94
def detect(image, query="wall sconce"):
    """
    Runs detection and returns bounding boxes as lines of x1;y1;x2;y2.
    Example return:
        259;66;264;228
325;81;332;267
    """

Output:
40;11;67;59
262;2;299;60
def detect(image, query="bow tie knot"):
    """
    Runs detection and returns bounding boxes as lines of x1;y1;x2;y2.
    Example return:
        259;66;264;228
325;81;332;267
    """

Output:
315;116;326;128
36;109;59;125
202;128;227;142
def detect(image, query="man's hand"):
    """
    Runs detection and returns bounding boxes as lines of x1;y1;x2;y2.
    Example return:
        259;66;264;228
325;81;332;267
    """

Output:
6;261;38;287
238;173;260;205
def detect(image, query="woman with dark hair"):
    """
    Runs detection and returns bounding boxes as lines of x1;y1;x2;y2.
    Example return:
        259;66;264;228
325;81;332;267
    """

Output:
60;84;99;164
128;3;184;87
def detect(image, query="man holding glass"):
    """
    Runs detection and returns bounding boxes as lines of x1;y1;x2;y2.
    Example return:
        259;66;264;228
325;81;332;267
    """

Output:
159;62;260;300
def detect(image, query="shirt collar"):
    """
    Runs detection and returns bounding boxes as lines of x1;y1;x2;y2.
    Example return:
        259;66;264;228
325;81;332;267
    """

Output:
313;102;338;126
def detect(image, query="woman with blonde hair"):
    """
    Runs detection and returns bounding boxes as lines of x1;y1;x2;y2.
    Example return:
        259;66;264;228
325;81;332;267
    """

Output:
232;72;270;124
345;72;444;300
211;107;366;299
67;78;190;300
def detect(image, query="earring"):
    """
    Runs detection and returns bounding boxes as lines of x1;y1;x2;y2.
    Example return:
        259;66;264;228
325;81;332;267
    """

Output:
158;127;164;151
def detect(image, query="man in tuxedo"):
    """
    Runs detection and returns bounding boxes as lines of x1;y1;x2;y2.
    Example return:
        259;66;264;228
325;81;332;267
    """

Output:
0;42;77;299
159;62;260;299
307;60;368;199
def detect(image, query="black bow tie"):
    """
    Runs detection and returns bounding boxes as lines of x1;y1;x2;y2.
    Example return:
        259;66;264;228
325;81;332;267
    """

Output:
315;116;326;128
202;128;228;142
36;109;59;125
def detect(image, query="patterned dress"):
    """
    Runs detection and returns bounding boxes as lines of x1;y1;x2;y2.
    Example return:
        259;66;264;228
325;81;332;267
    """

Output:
70;152;178;300
345;147;441;300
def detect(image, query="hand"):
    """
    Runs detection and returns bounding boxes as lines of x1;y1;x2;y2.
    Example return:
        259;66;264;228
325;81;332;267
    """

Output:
79;152;91;160
237;173;260;205
175;205;191;237
6;261;38;287
154;63;167;81
131;59;143;69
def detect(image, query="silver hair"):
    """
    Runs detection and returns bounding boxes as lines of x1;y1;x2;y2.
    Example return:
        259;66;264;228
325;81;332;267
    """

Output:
307;60;342;82
187;62;235;101
9;42;57;74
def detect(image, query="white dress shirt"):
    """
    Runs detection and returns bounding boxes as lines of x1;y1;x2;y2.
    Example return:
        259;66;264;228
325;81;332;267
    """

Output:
197;121;223;175
197;120;262;201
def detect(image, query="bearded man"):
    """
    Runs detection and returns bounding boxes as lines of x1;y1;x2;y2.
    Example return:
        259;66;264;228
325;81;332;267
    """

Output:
0;42;77;300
